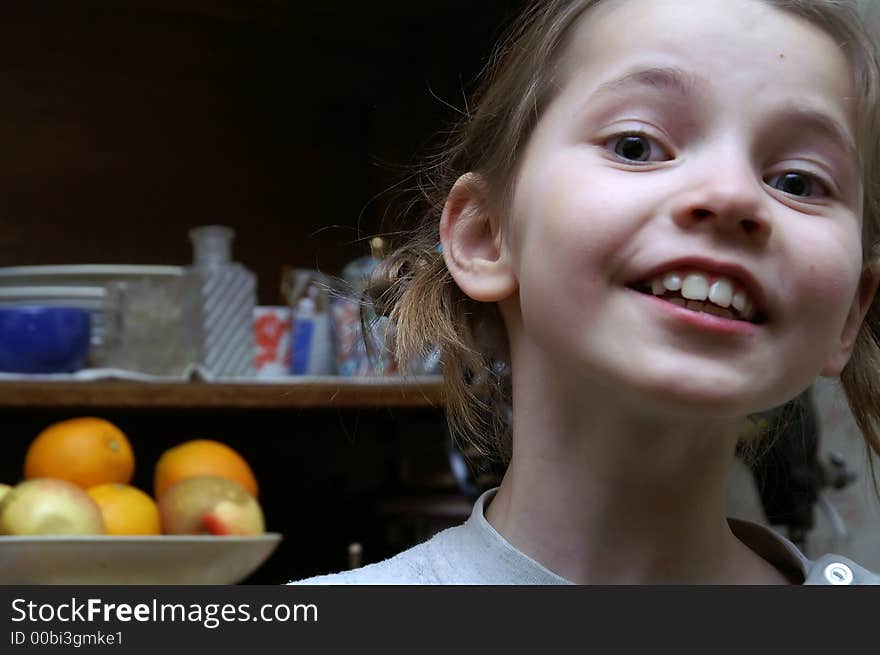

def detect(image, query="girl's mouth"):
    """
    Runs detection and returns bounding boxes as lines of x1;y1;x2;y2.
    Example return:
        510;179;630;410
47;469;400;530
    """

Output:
627;269;768;326
626;286;764;336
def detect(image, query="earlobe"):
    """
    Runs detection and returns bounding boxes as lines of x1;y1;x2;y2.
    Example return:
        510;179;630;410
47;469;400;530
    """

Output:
820;259;880;377
439;172;518;302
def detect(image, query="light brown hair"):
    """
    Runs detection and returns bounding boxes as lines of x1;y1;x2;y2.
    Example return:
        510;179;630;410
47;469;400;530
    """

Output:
369;0;880;480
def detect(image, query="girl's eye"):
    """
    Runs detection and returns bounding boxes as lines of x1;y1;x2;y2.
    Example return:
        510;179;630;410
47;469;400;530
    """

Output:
766;171;829;198
608;133;669;163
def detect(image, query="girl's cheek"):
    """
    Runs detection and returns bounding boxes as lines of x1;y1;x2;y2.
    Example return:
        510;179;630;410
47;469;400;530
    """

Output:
787;239;863;315
800;267;854;302
739;215;860;312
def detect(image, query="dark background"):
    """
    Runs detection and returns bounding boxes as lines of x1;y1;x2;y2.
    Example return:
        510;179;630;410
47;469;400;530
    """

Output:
0;0;527;303
0;0;528;583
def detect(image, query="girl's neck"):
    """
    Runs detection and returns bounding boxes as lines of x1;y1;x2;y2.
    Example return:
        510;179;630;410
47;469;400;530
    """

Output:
484;361;790;584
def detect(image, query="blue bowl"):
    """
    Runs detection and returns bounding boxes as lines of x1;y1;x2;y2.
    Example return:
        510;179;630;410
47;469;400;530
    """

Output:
0;306;91;373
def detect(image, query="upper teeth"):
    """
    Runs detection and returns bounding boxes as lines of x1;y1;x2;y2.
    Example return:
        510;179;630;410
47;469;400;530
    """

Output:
648;271;757;321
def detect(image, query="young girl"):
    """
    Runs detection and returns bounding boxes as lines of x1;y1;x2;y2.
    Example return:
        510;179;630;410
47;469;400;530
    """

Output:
291;0;880;584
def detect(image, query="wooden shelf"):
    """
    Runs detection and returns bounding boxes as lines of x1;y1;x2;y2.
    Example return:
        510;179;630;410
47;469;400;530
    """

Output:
0;376;445;410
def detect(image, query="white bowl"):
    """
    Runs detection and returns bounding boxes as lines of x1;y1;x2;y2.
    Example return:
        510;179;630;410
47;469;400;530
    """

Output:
0;533;282;584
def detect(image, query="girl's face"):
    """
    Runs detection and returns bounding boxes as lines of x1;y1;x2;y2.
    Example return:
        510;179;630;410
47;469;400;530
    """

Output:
502;0;871;417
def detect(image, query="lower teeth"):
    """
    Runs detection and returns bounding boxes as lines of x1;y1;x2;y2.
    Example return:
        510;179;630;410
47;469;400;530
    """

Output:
676;298;736;320
634;285;752;323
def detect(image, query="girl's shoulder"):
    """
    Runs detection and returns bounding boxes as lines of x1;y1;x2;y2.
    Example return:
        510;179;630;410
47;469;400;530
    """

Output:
288;544;438;585
287;527;456;585
728;518;879;585
287;487;573;585
800;553;879;585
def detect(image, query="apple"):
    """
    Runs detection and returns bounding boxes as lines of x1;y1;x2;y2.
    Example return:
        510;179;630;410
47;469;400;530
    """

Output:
0;483;11;504
158;475;265;536
0;478;105;536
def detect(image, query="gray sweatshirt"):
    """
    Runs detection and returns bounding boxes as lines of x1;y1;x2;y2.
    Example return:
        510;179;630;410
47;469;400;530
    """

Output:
289;487;878;585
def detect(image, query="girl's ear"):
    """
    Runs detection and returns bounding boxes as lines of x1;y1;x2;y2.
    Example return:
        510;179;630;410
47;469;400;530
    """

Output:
820;259;880;377
439;172;518;302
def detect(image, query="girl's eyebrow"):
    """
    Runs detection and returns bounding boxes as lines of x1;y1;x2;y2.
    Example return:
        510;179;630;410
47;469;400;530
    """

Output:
591;65;702;100
770;104;857;160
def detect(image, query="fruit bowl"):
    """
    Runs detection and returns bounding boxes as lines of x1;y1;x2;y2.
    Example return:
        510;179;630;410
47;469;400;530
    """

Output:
0;533;282;584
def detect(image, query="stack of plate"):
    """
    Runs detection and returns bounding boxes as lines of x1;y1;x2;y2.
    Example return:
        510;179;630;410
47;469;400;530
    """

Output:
0;265;189;370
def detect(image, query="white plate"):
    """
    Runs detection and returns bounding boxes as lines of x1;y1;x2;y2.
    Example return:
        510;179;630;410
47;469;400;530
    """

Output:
0;286;106;304
0;533;282;585
0;265;186;287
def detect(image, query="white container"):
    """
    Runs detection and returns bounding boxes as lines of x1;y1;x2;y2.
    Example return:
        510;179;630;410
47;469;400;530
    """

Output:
290;309;335;376
254;306;292;378
188;226;257;379
283;268;336;375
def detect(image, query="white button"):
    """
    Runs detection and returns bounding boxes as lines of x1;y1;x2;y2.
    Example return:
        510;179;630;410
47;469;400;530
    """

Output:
823;562;853;585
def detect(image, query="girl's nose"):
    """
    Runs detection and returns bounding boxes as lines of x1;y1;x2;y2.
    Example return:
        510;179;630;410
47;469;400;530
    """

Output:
670;154;772;243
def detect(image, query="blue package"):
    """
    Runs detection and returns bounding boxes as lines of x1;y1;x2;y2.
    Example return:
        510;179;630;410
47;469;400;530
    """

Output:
290;318;315;375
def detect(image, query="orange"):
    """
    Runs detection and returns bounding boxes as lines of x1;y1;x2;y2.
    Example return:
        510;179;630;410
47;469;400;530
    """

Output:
153;439;258;500
24;417;135;489
86;483;161;536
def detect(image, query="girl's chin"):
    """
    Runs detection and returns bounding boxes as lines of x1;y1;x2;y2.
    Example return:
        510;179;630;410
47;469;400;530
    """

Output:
623;379;767;421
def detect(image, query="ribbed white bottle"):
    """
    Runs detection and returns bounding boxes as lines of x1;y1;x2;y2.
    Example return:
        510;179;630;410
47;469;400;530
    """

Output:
189;225;256;379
